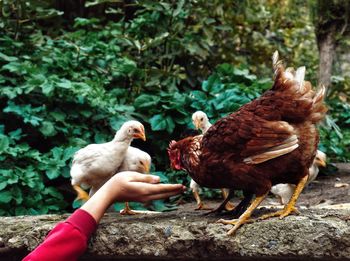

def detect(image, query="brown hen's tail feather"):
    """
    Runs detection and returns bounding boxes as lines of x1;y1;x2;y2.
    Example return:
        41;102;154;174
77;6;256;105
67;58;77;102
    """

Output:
310;85;328;123
270;51;327;124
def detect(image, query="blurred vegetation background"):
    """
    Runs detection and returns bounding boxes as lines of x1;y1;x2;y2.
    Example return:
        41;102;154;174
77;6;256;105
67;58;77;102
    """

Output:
0;0;349;216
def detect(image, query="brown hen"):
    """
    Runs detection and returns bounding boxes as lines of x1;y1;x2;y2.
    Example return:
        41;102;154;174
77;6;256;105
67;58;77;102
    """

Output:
168;52;327;235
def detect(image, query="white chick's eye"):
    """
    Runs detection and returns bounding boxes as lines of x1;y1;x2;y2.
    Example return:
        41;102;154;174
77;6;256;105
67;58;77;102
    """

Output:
133;128;139;133
139;160;144;165
200;117;203;121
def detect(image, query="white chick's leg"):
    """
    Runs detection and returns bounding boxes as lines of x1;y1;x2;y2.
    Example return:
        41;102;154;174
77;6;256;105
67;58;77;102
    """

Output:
120;202;137;215
221;188;235;211
190;179;212;210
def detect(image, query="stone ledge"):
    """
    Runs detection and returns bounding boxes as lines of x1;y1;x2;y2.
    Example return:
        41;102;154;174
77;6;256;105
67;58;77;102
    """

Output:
1;208;350;260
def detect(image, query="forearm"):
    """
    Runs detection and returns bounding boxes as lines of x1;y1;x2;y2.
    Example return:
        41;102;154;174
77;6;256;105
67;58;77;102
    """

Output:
80;181;114;223
23;209;96;261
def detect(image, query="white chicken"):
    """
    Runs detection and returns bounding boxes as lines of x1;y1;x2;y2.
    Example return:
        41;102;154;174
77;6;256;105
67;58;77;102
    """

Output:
192;111;211;133
88;146;151;215
190;111;234;211
70;120;146;201
270;150;327;205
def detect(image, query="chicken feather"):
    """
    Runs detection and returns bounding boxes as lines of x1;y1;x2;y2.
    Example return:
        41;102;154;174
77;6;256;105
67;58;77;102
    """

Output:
168;51;327;235
70;120;146;201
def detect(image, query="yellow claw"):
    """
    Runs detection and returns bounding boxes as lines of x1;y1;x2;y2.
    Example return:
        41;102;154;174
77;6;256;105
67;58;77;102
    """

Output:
218;192;269;236
120;202;137;215
193;191;212;210
258;175;308;221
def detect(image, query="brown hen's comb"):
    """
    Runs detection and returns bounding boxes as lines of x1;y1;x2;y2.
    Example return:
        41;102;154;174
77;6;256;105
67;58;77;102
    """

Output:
168;140;176;150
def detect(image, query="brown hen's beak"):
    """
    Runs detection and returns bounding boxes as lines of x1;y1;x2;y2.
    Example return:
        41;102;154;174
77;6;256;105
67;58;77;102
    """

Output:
315;158;326;167
134;131;146;141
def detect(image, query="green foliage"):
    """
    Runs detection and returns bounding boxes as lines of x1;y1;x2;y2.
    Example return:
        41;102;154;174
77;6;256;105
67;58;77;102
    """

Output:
319;99;350;162
0;0;349;215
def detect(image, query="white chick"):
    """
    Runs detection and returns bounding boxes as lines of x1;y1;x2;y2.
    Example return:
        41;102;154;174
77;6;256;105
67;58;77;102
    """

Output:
118;147;151;215
89;146;151;215
70;120;146;201
192;110;211;133
270;150;327;205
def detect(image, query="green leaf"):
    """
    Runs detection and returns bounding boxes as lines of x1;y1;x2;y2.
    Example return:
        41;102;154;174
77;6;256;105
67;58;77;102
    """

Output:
56;79;72;89
0;134;9;153
11;186;23;204
73;199;84;209
149;114;167;131
40;121;56;137
165;116;175;133
0;52;18;62
8;129;22;141
134;94;160;110
0;190;12;203
52;147;63;161
63;147;78;161
152;200;178;212
43;187;63;199
0;182;7;190
50;111;66;122
46;167;60;180
41;81;55;95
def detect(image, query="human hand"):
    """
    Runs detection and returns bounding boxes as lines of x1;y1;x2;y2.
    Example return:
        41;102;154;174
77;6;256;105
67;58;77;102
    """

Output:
81;171;186;222
104;171;186;205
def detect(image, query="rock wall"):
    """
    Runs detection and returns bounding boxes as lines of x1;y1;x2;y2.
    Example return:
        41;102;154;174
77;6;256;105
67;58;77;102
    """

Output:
1;208;350;260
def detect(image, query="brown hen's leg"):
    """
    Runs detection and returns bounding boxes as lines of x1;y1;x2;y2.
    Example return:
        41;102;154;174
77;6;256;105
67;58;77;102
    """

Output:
217;191;269;236
120;202;137;215
221;189;235;211
258;175;308;220
193;191;212;210
73;185;90;201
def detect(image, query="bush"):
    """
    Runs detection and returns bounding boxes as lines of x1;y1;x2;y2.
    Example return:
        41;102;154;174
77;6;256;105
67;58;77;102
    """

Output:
0;0;348;215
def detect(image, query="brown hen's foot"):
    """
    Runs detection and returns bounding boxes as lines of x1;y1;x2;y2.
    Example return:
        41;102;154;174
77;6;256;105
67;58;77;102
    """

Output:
257;206;299;220
258;175;308;221
217;217;253;225
120;202;137;215
218;192;269;236
73;185;90;202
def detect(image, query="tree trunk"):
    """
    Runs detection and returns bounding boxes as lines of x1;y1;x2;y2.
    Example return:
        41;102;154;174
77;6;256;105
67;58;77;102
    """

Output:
317;25;337;88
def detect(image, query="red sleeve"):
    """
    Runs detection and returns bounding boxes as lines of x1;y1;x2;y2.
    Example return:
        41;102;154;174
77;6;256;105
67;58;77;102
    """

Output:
23;209;97;261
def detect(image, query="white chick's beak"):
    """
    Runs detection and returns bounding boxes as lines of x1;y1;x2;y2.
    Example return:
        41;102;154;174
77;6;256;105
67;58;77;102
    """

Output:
315;157;326;168
144;161;150;173
193;119;200;130
133;127;146;141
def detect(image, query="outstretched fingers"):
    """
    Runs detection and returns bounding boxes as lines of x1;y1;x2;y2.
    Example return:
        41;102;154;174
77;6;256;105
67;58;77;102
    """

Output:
138;183;186;200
